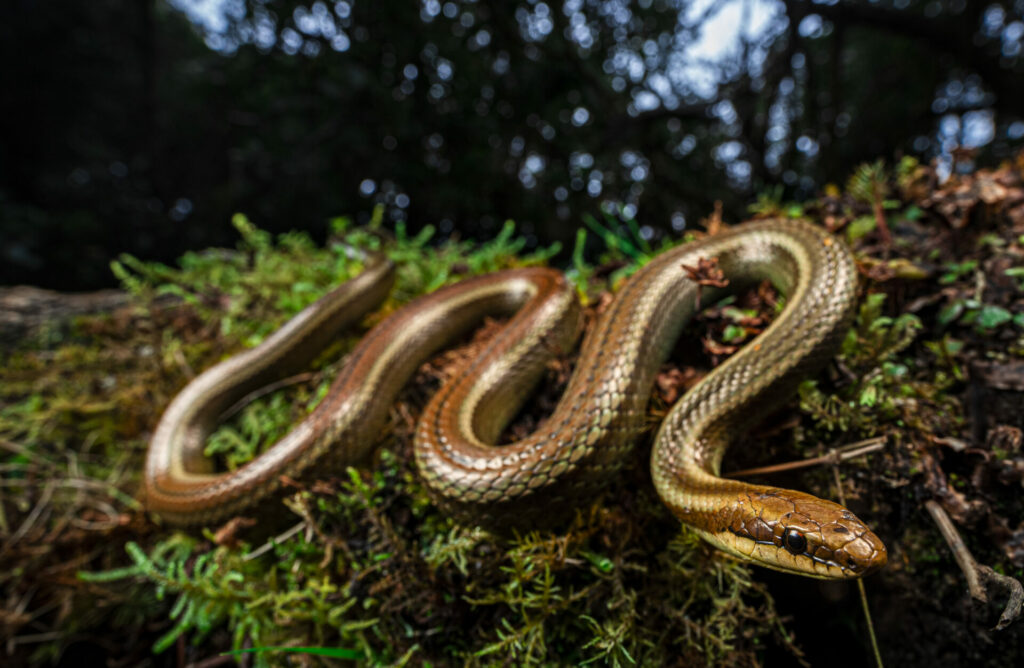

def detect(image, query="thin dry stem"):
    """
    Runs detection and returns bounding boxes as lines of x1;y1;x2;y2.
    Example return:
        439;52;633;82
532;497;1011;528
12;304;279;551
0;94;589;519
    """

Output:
925;499;1024;631
726;436;887;478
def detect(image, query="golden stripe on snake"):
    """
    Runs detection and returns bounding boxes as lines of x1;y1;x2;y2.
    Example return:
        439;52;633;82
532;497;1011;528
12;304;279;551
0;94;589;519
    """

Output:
144;218;888;579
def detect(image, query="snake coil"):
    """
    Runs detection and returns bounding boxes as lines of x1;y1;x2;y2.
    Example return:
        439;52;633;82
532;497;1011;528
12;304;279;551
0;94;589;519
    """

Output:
145;218;887;579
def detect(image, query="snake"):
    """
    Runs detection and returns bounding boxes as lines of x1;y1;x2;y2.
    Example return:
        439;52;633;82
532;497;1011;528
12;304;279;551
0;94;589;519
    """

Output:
144;218;887;579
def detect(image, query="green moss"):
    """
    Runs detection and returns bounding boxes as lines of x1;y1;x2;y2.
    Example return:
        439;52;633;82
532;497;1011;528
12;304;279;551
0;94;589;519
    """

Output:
797;291;961;442
7;212;782;666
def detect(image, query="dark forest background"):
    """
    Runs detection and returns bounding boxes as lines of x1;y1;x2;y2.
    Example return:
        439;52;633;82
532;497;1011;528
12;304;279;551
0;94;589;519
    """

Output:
3;0;1023;290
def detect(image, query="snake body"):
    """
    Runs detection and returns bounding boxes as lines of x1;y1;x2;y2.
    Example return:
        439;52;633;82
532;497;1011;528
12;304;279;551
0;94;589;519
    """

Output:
145;218;887;578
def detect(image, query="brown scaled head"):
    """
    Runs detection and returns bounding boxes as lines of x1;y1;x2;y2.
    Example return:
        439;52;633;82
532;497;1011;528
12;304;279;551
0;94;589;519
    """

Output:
718;488;887;579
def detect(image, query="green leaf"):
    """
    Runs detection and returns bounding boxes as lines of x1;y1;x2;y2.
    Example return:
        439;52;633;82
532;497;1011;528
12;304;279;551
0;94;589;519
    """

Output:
901;205;923;221
1006;266;1024;290
582;551;615;573
937;301;964;326
939;259;978;285
846;215;877;242
977;233;1006;248
976;305;1013;330
859;385;878;407
723;324;746;343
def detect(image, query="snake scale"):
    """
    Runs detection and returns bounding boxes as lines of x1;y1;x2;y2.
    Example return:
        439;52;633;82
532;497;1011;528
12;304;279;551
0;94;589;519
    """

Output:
145;218;887;578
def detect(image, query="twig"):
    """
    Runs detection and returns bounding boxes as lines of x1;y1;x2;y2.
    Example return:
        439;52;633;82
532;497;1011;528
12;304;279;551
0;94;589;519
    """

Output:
0;439;58;468
1;482;56;553
9;585;37;626
173;346;195;380
0;478;142;511
6;631;64;649
218;371;319;423
69;499;124;531
186;653;240;668
726;436;887;478
871;183;892;249
926;500;982;598
242;521;307;561
925;500;1024;630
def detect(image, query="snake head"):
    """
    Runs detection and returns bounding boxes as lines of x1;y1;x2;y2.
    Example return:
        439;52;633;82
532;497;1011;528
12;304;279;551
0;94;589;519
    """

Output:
710;488;888;579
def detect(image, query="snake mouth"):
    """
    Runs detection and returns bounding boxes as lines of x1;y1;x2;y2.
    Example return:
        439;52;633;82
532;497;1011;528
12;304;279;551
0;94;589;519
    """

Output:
751;535;887;578
705;490;889;579
706;527;887;578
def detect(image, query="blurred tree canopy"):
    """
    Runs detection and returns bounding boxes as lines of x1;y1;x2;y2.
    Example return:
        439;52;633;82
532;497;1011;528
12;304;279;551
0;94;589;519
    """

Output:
2;0;1023;289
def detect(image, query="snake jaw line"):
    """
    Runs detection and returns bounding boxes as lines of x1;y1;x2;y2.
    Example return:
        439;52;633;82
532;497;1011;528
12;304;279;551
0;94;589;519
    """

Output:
703;489;887;578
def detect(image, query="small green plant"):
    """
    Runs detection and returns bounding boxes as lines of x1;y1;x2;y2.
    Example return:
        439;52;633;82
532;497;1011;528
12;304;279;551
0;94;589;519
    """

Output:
846;160;890;205
938;298;1016;334
846;160;900;244
799;292;959;439
747;186;805;218
581;203;653;261
938;259;978;285
1005;266;1024;291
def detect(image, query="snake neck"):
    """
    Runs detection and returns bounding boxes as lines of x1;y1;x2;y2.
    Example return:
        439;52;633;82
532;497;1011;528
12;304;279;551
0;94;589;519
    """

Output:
648;222;886;577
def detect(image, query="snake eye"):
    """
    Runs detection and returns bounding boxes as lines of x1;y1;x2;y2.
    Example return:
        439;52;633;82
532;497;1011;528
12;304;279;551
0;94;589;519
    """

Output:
783;529;807;555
